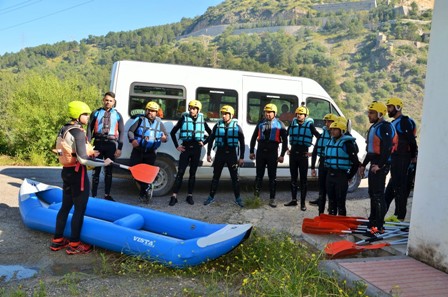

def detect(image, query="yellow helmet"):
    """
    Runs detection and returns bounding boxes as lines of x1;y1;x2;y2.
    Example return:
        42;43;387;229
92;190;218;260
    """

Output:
264;103;278;114
386;97;403;111
68;101;91;119
145;101;160;111
188;100;202;111
295;106;309;116
220;105;234;117
329;119;347;134
368;101;387;117
336;116;347;123
323;113;339;122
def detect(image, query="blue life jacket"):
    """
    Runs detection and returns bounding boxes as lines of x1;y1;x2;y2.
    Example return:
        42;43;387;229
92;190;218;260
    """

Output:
324;135;356;170
288;117;314;146
316;126;331;157
92;108;121;139
179;112;205;141
214;119;239;147
257;118;282;143
133;116;163;151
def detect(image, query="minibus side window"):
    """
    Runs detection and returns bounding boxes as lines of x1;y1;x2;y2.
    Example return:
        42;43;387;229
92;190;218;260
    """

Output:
196;87;238;122
247;92;298;126
129;83;186;120
305;97;340;128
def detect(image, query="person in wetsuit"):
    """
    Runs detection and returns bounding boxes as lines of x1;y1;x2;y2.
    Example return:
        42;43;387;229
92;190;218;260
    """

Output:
51;101;112;254
249;103;288;208
204;105;245;207
169;100;211;206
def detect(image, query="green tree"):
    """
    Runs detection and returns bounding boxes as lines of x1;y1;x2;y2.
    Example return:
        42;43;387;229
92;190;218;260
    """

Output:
4;72;100;164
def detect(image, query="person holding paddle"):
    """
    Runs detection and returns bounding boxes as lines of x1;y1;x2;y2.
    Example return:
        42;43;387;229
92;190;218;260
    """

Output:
359;101;397;235
51;101;112;254
324;119;360;216
128;101;168;203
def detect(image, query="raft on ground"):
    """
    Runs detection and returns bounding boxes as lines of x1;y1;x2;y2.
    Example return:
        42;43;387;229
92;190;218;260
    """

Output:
18;178;252;268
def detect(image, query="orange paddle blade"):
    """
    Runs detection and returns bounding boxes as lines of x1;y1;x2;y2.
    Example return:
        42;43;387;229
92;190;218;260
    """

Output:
325;240;390;258
325;240;357;257
304;216;363;231
129;164;160;184
319;214;368;224
302;218;355;235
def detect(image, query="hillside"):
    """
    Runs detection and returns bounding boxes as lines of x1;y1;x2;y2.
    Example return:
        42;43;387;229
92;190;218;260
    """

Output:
0;0;431;163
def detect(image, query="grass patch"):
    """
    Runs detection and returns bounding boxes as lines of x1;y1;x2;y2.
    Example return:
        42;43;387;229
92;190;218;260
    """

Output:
107;229;368;296
242;195;263;208
0;155;30;166
1;231;368;296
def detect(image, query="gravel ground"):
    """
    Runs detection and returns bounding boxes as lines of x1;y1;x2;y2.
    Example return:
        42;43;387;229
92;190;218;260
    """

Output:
0;166;410;296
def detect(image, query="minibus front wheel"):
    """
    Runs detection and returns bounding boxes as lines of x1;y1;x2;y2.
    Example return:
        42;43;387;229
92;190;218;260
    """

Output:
152;157;176;197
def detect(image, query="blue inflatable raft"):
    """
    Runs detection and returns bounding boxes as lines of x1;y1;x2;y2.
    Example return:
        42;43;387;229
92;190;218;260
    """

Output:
18;178;252;268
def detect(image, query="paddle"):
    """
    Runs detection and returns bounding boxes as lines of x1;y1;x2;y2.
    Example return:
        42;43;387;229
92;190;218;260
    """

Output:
117;163;159;184
302;218;406;235
303;217;407;232
302;218;370;235
325;238;408;258
319;214;410;228
97;159;160;184
324;229;407;258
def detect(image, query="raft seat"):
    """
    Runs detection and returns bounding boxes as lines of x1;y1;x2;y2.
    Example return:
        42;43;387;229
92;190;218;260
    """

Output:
48;203;62;210
113;213;145;230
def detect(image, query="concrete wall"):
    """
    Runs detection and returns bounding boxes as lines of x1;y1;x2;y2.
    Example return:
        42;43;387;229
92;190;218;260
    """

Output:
407;0;448;273
179;25;304;39
313;0;376;13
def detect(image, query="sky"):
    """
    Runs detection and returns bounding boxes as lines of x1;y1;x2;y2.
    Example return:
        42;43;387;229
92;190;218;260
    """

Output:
0;0;223;55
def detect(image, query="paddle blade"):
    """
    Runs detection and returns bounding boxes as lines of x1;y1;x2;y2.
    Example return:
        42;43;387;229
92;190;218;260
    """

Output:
325;240;358;258
129;164;160;184
319;214;368;226
325;240;392;258
302;218;355;235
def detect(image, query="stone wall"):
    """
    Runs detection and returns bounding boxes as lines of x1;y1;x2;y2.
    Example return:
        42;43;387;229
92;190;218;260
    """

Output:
179;25;305;39
313;0;377;13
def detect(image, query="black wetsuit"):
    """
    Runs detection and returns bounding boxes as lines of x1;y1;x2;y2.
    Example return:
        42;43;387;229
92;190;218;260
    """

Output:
170;114;211;195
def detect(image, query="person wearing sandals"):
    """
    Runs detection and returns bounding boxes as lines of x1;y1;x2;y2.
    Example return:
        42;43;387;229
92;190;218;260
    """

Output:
204;105;245;207
50;101;112;254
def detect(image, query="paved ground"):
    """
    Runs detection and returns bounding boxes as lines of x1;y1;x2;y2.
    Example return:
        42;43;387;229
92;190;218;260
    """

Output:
0;166;410;295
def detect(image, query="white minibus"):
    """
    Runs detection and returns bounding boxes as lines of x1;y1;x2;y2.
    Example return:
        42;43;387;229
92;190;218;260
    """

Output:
110;60;366;196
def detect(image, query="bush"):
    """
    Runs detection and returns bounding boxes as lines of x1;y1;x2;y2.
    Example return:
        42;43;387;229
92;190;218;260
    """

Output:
416;56;427;65
340;80;356;93
347;94;363;112
354;81;369;93
4;72;100;164
382;81;395;92
373;89;389;101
